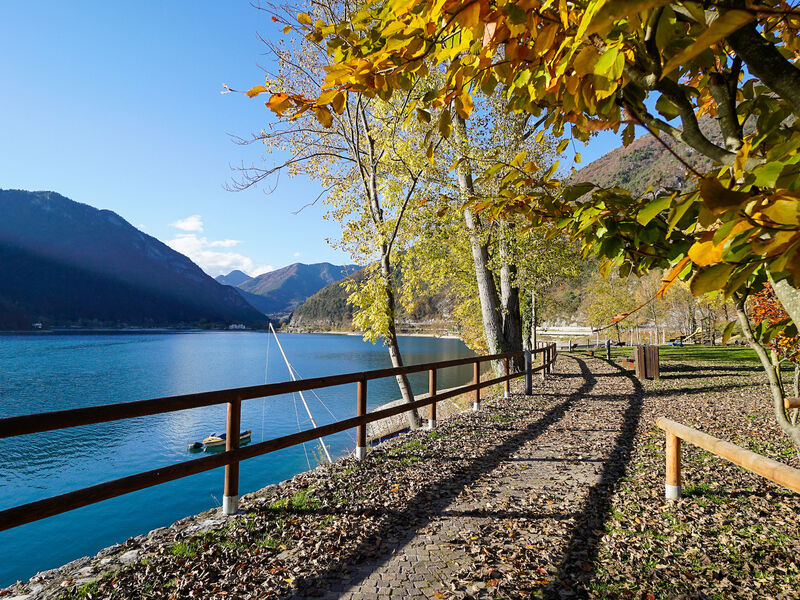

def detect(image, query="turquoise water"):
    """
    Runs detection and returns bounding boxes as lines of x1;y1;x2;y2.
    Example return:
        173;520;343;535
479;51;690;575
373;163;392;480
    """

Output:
0;331;474;586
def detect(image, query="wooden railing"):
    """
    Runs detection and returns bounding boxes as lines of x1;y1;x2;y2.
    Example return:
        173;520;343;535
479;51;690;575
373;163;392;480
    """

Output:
656;417;800;499
0;344;557;531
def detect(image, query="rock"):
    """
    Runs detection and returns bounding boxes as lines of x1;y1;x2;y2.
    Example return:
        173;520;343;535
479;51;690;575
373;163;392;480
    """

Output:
118;550;140;565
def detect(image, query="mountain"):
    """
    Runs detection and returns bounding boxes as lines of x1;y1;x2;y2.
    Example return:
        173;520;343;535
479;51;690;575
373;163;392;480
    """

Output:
215;269;252;287
0;189;270;329
234;262;361;318
569;116;721;195
288;270;453;333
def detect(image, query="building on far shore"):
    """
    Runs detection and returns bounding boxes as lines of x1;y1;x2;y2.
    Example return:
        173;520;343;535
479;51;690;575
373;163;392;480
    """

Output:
228;323;246;330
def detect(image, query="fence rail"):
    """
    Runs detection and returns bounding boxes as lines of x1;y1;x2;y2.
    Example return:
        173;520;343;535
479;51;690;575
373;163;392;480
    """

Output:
656;417;800;498
0;344;557;532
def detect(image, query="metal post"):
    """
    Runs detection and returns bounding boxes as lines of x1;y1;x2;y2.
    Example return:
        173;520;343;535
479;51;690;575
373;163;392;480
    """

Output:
472;360;480;411
503;357;510;398
568;339;572;352
524;350;532;395
223;397;241;515
427;368;437;429
605;339;611;361
666;432;682;499
356;379;367;460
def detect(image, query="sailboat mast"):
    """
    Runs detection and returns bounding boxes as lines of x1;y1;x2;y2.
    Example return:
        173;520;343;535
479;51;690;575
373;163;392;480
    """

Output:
269;324;333;463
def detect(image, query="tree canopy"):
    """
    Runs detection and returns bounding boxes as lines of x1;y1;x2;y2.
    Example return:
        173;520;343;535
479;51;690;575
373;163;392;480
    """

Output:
249;0;800;324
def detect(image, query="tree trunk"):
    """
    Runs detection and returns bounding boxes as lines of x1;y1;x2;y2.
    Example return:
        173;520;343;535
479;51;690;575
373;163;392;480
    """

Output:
380;250;422;430
734;293;800;449
772;278;800;326
454;113;505;356
499;223;524;370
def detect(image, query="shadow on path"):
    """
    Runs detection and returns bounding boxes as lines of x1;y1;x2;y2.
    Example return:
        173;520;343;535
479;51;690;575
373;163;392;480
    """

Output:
262;356;600;597
545;356;644;598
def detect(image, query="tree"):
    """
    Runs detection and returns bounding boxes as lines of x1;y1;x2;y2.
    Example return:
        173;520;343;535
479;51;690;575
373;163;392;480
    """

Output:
235;0;424;428
248;0;800;447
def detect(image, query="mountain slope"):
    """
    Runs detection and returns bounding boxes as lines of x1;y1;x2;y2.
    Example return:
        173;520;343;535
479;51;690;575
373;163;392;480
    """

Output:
569;117;721;195
0;189;269;329
236;262;360;317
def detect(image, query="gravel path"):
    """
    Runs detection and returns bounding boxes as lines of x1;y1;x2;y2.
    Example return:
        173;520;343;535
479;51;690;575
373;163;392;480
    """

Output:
330;355;638;599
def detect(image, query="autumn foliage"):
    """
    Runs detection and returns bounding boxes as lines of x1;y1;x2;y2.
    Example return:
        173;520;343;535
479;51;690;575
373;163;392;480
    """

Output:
749;283;800;363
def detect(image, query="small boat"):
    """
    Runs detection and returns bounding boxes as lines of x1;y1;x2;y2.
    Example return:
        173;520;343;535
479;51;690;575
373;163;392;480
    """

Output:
187;441;204;451
202;430;252;449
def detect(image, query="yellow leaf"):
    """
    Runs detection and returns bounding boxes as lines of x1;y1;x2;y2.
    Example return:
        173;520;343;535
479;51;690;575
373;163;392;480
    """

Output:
316;88;339;105
574;153;581;163
417;108;432;123
297;12;312;25
246;85;268;98
331;92;346;114
662;10;756;77
688;233;723;267
455;1;480;30
314;106;333;128
283;25;292;34
656;256;690;298
438;109;452;139
533;23;558;56
759;198;800;226
454;92;474;119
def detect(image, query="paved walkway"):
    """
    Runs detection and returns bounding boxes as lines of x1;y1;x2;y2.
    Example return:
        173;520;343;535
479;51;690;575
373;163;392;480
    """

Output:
298;355;642;599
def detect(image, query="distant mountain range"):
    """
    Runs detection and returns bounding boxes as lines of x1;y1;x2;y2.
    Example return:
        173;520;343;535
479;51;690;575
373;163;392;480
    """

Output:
216;262;360;318
0;189;269;330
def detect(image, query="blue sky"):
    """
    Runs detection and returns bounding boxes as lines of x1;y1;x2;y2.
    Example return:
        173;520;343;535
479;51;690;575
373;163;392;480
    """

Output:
1;1;621;277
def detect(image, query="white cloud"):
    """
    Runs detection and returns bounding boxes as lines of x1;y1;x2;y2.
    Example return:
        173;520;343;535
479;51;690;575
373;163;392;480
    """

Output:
293;252;301;257
252;264;275;277
171;215;204;232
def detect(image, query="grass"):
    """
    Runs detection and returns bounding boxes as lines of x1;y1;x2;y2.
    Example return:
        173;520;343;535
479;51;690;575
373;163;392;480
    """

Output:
268;488;321;512
604;345;761;363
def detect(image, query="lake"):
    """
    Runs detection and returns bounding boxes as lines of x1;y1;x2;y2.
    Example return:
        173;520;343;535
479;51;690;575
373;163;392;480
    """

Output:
0;331;475;587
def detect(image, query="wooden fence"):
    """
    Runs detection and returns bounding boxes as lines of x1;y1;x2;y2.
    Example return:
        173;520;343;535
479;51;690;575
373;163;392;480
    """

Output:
656;417;800;498
0;344;557;531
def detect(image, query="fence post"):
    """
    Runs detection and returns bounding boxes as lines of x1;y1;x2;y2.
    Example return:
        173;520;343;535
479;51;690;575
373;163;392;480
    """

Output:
503;357;510;398
472;360;480;411
428;368;437;429
356;378;367;460
540;346;546;380
223;397;241;515
666;432;682;499
605;339;611;361
568;339;572;352
524;350;532;395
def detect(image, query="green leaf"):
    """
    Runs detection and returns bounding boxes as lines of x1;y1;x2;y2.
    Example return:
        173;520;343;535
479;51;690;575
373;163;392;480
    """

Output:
636;195;672;225
655;95;681;120
752;161;784;188
690;263;735;295
556;139;569;154
594;46;620;78
561;182;595;203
